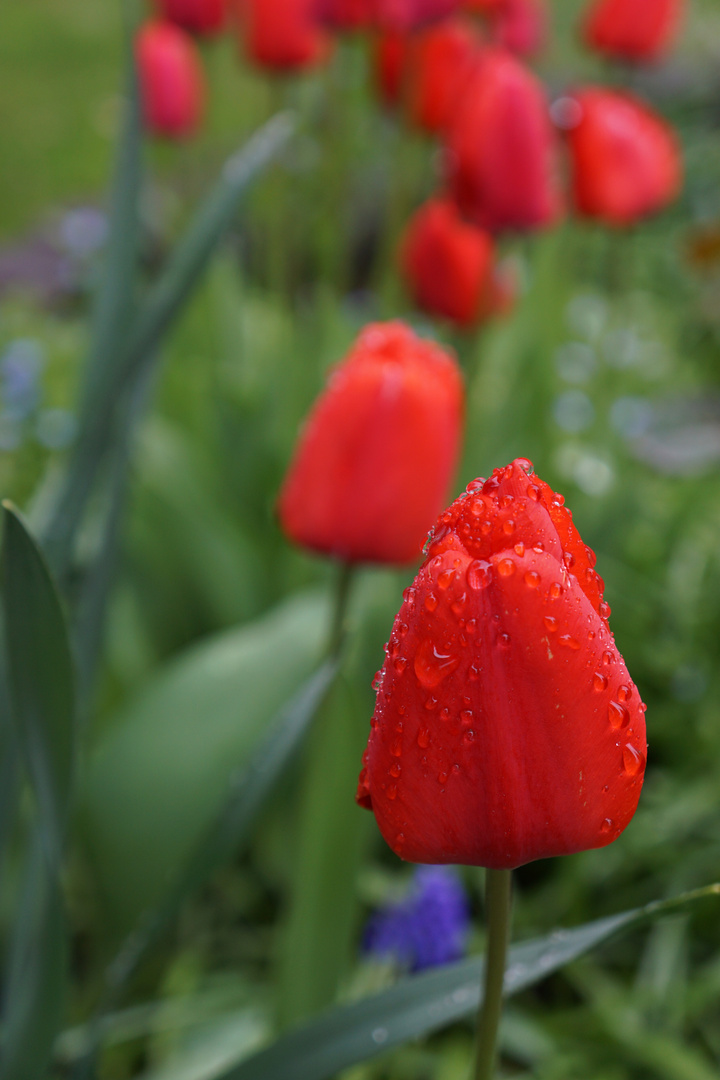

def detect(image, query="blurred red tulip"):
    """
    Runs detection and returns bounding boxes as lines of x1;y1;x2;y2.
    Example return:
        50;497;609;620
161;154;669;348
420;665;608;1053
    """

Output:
374;0;461;32
373;30;409;105
494;0;546;56
241;0;333;70
278;322;464;565
445;49;561;232
404;18;482;133
155;0;226;35
563;88;682;225
136;21;205;139
582;0;684;63
400;198;513;326
316;0;373;29
357;458;647;869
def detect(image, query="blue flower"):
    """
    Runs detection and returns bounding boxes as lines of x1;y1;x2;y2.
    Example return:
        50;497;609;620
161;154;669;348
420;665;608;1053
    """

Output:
363;866;470;973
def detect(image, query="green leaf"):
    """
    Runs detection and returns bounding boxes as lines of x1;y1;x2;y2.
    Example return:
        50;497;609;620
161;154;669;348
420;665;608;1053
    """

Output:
214;884;720;1080
1;502;76;866
81;590;330;927
1;829;68;1080
43;112;294;577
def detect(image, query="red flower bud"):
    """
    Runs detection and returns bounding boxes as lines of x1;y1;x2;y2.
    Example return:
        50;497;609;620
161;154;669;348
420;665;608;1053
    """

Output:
582;0;684;63
373;30;409;106
563;88;682;226
445;49;562;233
240;0;333;71
278;322;464;565
136;21;206;140
155;0;226;35
374;0;461;31
357;458;647;869
404;18;482;133
494;0;546;56
315;0;373;29
400;198;513;326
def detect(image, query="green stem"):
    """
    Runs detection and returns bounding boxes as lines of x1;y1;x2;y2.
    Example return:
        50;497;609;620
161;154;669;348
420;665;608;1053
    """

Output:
474;868;513;1080
327;560;354;659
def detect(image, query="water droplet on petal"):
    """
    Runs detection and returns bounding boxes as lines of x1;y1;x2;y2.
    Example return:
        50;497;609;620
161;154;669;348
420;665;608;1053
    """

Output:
387;784;397;800
599;600;611;618
497;632;511;649
559;634;580;650
524;571;540;589
466;618;477;634
602;650;614;666
609;701;630;729
549;581;563;599
503;519;516;535
414;638;460;688
393;657;407;674
467;559;493;590
593;672;608;692
437;568;455;590
585;545;597;568
417;728;430;748
600;817;613;834
622;743;644;775
390;761;401;777
563;551;575;569
451;593;467;615
527;483;541;501
390;738;402;757
425;593;438;612
438;771;448;784
543;615;558;632
498;559;515;577
617;684;632;703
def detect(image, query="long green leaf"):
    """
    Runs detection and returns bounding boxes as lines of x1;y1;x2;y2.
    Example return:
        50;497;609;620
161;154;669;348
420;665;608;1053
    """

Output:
215;884;720;1080
0;829;68;1080
1;502;76;867
43;112;294;575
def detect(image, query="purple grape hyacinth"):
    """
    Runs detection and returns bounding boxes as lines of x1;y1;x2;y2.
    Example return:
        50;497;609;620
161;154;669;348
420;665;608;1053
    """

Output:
363;866;470;972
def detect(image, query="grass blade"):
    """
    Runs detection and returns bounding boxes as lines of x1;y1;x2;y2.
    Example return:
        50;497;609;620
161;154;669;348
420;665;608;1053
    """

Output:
215;884;720;1080
1;502;76;868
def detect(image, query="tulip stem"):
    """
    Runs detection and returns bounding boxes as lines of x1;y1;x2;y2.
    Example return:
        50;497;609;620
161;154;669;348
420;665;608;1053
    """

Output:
327;560;354;659
474;868;513;1080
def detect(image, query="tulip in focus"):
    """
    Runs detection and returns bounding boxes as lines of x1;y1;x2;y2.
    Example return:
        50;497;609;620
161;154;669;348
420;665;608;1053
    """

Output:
400;198;513;327
404;18;482;133
563;88;682;226
155;0;226;35
278;322;464;565
582;0;684;63
357;458;647;869
136;21;206;139
445;49;561;233
241;0;332;71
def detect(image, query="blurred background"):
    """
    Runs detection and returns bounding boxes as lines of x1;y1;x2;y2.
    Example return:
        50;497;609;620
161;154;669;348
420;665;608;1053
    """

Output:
2;0;720;1077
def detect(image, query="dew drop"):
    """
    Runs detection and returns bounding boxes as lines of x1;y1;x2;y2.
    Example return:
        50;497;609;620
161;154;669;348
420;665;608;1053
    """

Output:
467;559;493;590
460;709;473;726
452;763;460;775
608;701;630;730
559;634;580;650
480;520;492;535
514;542;525;557
417;728;430;749
395;832;405;847
500;494;514;509
585;545;597;568
599;600;611;619
390;738;402;757
593;672;608;692
563;552;575;570
451;594;467;615
527;483;541;502
617;684;632;703
414;638;460;688
425;695;438;710
466;618;477;634
438;771;448;784
440;707;450;722
498;558;515;577
463;729;476;745
437;568;455;590
524;570;540;589
543;615;558;632
393;657;407;674
402;587;416;608
549;581;564;599
387;784;397;800
602;650;614;666
622;743;644;776
469;664;480;681
425;593;438;612
390;761;401;777
497;632;511;649
600;817;613;834
503;519;516;535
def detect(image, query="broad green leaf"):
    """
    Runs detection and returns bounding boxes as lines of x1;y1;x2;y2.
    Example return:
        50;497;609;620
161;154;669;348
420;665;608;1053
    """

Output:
215;884;720;1080
81;590;330;926
1;502;76;866
43;112;294;577
1;829;68;1080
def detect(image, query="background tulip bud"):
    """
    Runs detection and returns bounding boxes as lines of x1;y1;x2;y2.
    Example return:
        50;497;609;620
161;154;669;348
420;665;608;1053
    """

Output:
403;18;482;134
373;30;409;106
564;88;682;226
155;0;227;35
241;0;333;71
136;21;206;140
444;49;562;233
357;458;647;869
400;197;511;326
582;0;684;63
278;321;464;565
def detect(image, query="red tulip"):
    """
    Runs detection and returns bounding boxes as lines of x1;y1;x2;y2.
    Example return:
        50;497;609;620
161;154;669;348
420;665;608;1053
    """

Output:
400;198;513;326
374;0;461;32
373;31;409;106
582;0;684;63
404;18;482;133
316;0;373;29
563;88;682;226
445;48;561;233
357;458;647;869
241;0;333;71
155;0;226;35
494;0;546;56
136;21;205;139
278;322;464;565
